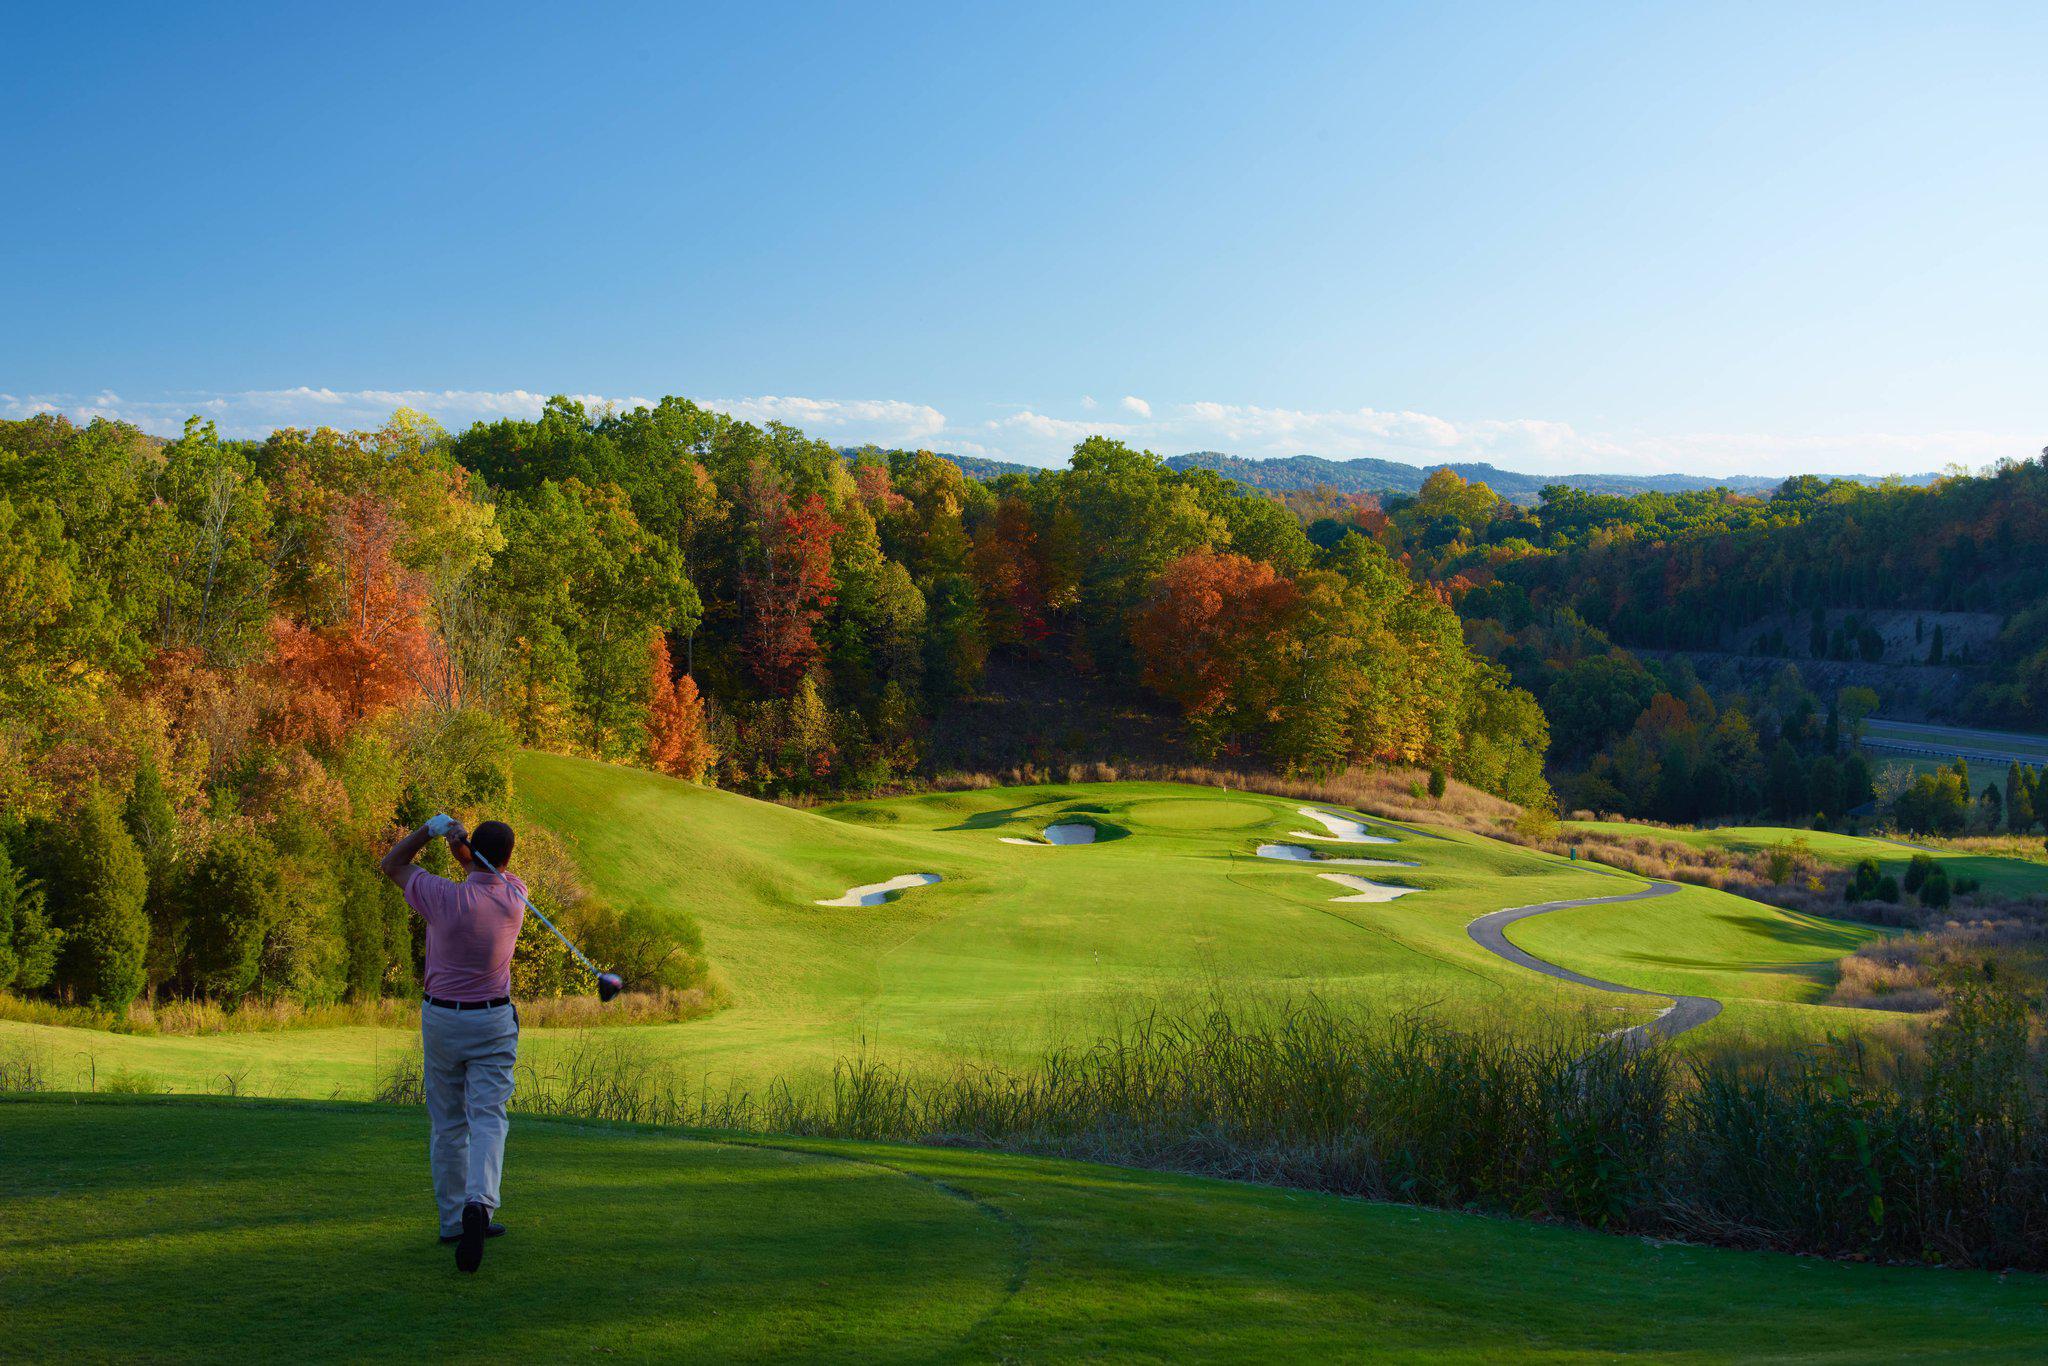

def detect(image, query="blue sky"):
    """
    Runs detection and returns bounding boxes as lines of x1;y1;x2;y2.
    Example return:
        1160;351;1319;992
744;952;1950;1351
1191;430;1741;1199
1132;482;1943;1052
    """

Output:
4;2;2043;475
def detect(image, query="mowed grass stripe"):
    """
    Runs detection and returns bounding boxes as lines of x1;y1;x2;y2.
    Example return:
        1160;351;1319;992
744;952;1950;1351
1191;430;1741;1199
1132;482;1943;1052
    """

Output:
5;1097;2046;1362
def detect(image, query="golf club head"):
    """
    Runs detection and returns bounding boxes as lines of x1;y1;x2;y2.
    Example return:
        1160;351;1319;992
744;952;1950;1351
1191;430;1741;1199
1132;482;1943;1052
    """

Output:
596;971;624;1002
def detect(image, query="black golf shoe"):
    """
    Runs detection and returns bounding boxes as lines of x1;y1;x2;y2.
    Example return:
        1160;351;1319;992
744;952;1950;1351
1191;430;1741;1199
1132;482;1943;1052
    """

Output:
455;1201;489;1273
439;1221;506;1244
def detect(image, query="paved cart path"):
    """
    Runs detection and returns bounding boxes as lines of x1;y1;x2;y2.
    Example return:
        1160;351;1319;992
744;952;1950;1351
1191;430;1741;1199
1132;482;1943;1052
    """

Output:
1467;881;1722;1047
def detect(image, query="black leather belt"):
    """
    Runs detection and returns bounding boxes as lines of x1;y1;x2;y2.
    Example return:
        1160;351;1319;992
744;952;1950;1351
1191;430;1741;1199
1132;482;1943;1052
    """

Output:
423;995;512;1010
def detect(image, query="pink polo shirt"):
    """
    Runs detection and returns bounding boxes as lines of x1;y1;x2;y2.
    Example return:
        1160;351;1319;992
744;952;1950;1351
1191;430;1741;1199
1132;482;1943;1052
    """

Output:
404;869;527;1002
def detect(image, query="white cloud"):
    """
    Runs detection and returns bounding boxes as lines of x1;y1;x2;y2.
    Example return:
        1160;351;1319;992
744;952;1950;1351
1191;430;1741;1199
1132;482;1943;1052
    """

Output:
705;395;946;445
991;409;1136;446
6;386;2031;478
0;387;948;449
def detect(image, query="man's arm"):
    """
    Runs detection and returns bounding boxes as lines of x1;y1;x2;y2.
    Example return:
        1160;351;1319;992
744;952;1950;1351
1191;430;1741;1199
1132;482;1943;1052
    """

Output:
378;817;467;893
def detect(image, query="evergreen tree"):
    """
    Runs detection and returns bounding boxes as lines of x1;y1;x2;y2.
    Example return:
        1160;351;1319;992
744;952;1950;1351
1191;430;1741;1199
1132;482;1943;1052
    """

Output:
182;831;285;998
1766;740;1807;819
124;756;183;992
1840;752;1876;812
1978;782;2003;832
2012;762;2040;832
43;787;149;1008
0;841;64;990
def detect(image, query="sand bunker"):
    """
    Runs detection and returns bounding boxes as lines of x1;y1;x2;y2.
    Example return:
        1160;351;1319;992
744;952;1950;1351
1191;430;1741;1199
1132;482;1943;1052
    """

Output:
1317;872;1416;903
1289;807;1397;844
815;873;942;907
1000;822;1098;847
1256;843;1416;867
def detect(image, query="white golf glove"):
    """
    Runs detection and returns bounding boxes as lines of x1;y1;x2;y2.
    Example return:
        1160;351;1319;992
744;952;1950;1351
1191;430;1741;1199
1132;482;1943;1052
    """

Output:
425;813;457;837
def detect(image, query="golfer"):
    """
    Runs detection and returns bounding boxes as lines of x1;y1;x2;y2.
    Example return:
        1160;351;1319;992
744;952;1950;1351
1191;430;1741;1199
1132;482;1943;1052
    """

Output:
379;814;526;1273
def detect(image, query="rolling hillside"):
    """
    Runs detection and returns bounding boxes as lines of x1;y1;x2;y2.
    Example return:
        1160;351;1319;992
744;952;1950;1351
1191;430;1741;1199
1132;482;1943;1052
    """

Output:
0;757;1904;1096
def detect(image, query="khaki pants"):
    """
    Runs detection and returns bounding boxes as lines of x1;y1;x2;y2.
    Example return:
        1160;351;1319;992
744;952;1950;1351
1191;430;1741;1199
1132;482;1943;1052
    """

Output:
421;1002;518;1236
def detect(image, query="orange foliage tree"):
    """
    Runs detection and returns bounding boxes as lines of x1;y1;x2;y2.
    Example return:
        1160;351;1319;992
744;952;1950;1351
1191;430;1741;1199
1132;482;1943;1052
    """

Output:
1132;550;1302;754
644;632;718;781
266;492;430;746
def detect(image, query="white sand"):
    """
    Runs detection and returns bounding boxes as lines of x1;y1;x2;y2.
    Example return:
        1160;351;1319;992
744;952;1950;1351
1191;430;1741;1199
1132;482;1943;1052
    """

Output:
1289;807;1397;844
1256;843;1416;867
815;873;942;907
1318;872;1416;903
1001;822;1098;846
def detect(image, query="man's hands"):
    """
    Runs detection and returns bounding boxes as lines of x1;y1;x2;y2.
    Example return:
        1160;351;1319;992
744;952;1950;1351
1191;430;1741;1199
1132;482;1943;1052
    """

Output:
379;814;470;890
425;813;471;847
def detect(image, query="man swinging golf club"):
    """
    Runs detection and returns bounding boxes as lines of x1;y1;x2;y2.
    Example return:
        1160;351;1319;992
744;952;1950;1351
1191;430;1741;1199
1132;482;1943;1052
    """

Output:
379;813;525;1273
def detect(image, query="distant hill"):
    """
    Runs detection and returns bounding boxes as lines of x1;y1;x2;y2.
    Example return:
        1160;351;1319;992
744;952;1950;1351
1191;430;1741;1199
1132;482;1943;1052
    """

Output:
1161;452;1939;504
849;446;1938;504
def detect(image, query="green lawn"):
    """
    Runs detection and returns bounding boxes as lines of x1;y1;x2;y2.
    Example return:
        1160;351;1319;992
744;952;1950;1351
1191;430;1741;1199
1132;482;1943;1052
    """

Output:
0;758;1902;1096
7;1096;2043;1362
1509;883;1878;1008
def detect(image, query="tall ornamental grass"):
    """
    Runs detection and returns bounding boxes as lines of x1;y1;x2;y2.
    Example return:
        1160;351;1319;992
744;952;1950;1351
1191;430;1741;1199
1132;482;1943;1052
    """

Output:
374;987;2047;1269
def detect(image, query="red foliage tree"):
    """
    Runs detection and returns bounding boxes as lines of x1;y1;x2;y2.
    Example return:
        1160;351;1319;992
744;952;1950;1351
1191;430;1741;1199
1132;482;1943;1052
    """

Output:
1132;550;1301;744
740;488;839;695
971;496;1051;650
645;632;718;781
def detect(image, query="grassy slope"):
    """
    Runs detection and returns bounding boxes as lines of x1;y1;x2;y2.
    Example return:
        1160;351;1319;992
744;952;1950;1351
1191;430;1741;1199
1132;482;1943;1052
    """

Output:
1565;820;2048;898
0;759;1894;1094
7;1096;2044;1362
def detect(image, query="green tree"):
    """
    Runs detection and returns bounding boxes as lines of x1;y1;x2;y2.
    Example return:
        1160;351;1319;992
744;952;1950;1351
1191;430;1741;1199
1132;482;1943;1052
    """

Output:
42;787;149;1008
0;841;62;991
2006;761;2035;832
1766;740;1807;819
183;830;286;999
123;756;183;991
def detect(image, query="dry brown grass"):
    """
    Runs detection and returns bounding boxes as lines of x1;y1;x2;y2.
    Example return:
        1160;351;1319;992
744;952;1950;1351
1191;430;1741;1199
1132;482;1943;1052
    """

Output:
1827;919;2048;1012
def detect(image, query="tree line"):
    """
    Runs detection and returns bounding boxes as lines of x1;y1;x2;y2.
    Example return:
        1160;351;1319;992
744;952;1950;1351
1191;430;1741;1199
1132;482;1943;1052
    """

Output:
0;400;1547;1011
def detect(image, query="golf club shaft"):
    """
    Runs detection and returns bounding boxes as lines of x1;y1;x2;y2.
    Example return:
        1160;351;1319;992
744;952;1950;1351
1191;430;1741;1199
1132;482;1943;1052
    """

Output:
469;848;605;981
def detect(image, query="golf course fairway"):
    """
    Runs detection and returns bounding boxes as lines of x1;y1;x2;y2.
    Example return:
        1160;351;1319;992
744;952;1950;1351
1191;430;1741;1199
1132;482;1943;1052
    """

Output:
0;754;1919;1097
7;1096;2047;1362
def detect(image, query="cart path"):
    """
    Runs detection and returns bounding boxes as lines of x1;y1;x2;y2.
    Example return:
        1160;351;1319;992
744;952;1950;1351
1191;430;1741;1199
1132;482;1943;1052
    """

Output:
1466;880;1722;1048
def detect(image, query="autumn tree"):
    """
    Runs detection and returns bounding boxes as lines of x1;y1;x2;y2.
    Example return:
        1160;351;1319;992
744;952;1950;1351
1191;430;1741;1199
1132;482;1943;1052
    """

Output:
738;473;838;695
267;492;432;746
645;633;718;781
1133;550;1301;754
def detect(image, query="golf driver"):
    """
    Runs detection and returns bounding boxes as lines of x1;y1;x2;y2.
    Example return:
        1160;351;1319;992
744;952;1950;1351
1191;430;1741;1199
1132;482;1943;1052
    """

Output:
432;814;624;1002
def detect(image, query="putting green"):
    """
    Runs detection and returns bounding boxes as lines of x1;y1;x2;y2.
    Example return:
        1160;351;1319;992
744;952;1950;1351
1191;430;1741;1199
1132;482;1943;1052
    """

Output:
1118;795;1273;829
8;1097;2046;1361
